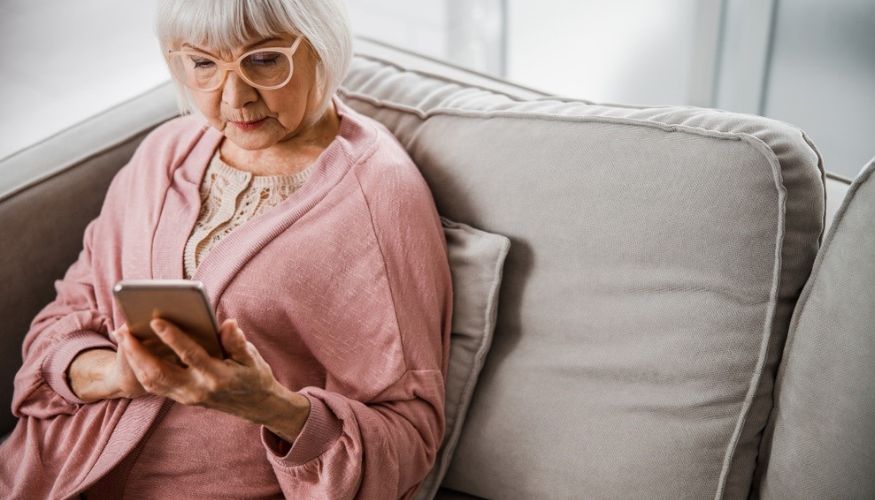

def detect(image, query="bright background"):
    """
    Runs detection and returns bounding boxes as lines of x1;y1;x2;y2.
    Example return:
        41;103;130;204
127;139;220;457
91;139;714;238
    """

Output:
1;0;873;178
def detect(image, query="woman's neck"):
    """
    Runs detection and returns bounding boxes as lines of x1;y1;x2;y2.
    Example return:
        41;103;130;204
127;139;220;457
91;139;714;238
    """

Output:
219;103;341;176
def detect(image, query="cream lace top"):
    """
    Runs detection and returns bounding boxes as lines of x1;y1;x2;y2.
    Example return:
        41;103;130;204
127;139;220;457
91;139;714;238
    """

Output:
183;150;314;279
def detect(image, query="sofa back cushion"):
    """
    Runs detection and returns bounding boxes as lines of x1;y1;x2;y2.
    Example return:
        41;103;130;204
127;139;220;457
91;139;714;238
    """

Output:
340;43;824;499
755;157;875;498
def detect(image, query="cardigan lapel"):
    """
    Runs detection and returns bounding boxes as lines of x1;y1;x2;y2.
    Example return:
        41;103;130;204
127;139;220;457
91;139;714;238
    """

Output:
153;98;374;314
192;103;367;313
151;124;222;281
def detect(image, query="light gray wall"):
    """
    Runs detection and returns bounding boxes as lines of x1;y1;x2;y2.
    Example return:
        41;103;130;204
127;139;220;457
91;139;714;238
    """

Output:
0;0;165;161
505;0;711;106
347;0;874;178
762;0;875;178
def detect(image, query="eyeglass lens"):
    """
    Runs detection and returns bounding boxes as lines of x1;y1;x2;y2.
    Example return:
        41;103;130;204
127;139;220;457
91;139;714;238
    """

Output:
170;50;292;90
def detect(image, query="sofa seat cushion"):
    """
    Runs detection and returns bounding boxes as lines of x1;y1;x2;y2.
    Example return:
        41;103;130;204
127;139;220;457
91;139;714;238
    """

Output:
340;46;824;499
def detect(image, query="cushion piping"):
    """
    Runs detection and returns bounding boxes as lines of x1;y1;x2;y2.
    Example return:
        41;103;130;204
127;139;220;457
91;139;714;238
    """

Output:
771;155;875;408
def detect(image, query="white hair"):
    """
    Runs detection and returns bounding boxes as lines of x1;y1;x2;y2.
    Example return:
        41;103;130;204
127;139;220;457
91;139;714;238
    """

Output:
154;0;352;125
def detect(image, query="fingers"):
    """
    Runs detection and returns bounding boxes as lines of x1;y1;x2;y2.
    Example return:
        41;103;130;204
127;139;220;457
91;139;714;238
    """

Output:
109;323;129;343
220;319;257;366
151;319;213;369
116;325;187;395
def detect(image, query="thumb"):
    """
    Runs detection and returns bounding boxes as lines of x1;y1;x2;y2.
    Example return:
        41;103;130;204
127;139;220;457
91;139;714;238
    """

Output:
220;319;253;365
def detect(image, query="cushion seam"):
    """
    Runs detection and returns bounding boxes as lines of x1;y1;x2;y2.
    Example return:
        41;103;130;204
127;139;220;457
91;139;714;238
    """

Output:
338;87;801;150
713;135;787;499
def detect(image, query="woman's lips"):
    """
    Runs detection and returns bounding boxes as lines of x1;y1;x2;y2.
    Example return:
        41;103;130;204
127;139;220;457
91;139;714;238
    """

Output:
230;117;267;130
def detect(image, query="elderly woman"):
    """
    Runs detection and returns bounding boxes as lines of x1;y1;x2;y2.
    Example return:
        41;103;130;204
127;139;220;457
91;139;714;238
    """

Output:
0;1;452;499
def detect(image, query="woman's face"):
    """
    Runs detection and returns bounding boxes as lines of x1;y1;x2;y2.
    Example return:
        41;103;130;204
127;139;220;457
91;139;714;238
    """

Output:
181;34;321;151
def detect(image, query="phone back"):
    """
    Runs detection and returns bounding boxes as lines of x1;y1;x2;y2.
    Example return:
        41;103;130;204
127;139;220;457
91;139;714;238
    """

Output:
113;280;225;360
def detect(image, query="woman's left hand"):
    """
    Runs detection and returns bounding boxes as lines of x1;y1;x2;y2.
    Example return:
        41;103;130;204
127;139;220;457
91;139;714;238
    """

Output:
114;317;283;424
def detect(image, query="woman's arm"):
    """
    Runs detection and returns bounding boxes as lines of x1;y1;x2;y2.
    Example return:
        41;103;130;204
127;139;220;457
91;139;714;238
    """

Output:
260;151;453;499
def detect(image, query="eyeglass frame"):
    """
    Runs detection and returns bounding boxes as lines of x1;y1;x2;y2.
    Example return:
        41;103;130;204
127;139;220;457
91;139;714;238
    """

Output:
165;35;304;92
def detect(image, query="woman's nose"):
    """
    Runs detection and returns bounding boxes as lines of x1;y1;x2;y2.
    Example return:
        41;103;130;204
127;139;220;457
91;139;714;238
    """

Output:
221;71;258;108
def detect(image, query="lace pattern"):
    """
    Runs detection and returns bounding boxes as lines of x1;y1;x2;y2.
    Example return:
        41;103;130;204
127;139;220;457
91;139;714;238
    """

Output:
183;151;313;279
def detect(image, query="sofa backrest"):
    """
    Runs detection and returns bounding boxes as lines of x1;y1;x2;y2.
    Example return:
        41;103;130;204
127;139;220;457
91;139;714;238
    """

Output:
339;40;825;499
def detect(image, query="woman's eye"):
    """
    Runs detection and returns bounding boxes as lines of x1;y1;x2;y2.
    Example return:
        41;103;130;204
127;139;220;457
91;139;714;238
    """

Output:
190;58;215;69
250;54;279;66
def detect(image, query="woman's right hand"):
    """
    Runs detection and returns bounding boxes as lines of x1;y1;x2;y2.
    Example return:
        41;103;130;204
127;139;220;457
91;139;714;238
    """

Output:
69;323;181;402
104;323;150;399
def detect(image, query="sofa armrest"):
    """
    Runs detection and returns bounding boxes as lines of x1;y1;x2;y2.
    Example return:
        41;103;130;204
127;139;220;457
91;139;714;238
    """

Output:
0;82;178;437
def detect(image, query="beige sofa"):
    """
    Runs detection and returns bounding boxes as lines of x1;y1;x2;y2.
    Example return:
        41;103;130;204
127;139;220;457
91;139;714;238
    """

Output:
2;38;872;499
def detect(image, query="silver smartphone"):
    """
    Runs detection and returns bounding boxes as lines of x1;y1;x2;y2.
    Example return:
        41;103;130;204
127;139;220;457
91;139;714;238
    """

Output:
112;279;228;363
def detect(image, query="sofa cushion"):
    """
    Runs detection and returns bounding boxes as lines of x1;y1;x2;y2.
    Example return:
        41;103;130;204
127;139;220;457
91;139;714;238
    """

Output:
756;156;875;498
415;218;510;500
340;44;824;499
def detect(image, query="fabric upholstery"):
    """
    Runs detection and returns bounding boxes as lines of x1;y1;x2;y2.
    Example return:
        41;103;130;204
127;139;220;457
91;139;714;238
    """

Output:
755;156;875;499
339;52;825;499
416;218;511;500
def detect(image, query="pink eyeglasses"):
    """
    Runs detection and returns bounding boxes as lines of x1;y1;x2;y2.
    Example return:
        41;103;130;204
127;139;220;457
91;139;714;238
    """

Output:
166;36;303;92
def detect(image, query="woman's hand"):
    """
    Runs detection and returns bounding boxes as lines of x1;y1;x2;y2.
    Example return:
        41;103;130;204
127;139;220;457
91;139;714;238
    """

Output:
68;323;168;402
105;323;150;399
112;317;306;431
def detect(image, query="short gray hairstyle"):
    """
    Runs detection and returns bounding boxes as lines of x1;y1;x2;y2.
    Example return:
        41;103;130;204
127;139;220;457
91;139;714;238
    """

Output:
155;0;352;124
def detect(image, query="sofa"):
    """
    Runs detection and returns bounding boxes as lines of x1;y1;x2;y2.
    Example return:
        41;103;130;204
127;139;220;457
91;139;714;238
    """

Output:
1;37;872;499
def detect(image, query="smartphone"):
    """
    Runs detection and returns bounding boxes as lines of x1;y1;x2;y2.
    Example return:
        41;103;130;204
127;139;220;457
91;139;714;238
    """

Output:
112;279;228;363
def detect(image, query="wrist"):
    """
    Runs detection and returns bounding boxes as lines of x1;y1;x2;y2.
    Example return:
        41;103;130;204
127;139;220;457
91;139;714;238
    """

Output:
258;382;311;443
68;348;118;403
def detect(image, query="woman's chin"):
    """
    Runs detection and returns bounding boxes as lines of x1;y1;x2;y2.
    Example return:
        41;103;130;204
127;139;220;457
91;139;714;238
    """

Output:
224;129;276;151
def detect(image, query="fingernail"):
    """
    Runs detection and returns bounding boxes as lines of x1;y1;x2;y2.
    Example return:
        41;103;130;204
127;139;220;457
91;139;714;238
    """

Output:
151;319;166;334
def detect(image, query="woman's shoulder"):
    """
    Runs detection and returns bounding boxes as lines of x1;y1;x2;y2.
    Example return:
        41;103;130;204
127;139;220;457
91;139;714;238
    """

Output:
351;117;434;203
340;105;423;185
344;109;443;234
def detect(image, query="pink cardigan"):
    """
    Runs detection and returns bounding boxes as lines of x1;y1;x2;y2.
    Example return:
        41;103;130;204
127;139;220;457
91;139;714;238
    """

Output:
0;97;453;499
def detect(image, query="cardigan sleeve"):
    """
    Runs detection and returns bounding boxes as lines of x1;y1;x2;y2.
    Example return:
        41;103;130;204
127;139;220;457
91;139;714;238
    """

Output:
10;116;203;419
11;170;127;418
260;370;447;500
